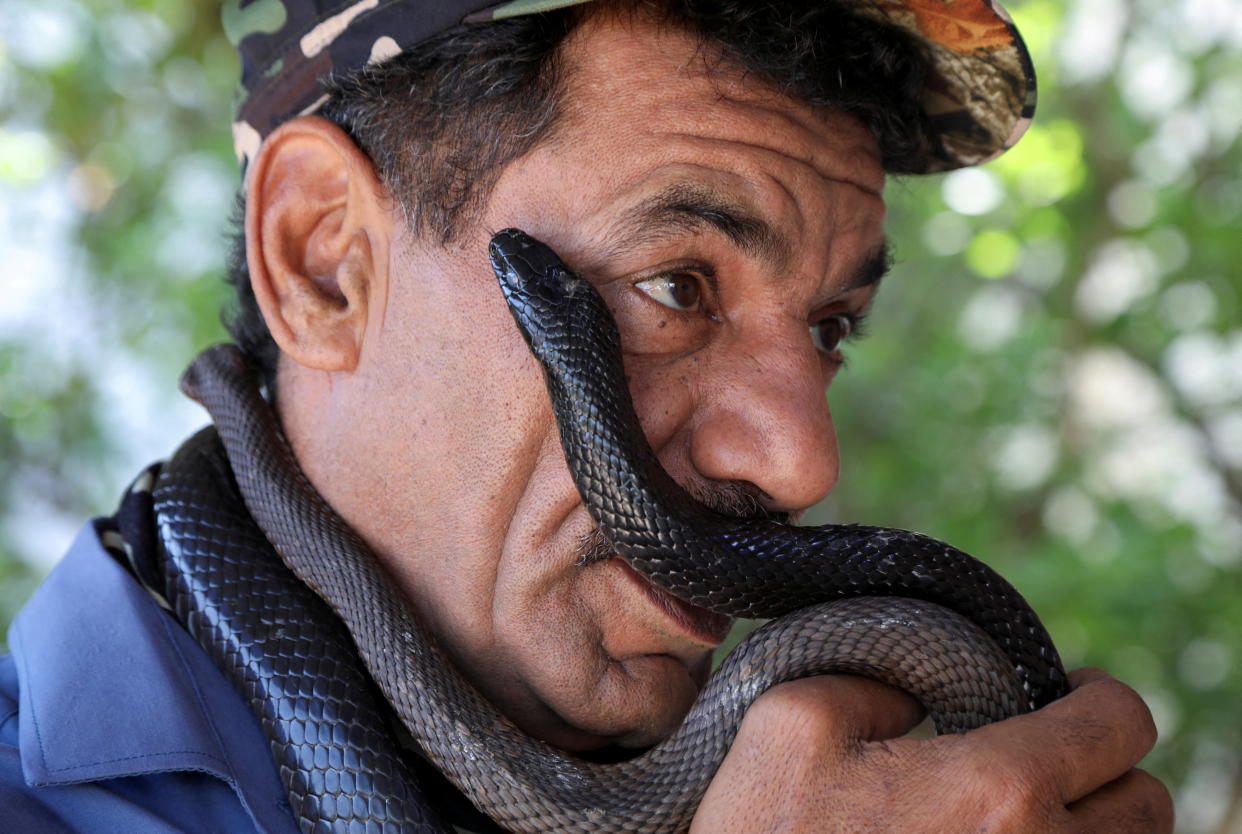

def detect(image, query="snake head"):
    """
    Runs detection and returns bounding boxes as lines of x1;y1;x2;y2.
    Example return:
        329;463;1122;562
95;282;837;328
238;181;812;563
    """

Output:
489;229;573;292
490;228;617;360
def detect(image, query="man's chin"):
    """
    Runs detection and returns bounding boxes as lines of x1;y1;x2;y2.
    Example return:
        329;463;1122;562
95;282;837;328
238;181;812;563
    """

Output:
537;650;713;752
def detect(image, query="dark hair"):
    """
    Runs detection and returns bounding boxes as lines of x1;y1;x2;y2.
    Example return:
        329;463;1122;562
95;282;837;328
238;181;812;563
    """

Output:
223;0;931;393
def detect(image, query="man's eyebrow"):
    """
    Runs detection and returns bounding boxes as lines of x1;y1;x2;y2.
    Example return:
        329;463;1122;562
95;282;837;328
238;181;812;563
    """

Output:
845;241;893;294
606;182;791;268
603;184;890;294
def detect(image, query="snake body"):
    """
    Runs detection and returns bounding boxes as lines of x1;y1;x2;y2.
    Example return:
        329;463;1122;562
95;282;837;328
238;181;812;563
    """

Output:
162;228;1066;833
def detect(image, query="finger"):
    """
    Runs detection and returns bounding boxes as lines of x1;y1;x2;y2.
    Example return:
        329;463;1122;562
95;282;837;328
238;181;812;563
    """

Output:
1067;769;1175;833
961;668;1157;802
745;674;925;748
1066;666;1118;689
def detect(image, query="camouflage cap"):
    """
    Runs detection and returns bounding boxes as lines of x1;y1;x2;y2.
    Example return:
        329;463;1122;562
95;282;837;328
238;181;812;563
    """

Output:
225;0;1036;174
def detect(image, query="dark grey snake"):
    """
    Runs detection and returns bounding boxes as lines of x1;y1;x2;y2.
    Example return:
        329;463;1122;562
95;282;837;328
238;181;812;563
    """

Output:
158;228;1066;833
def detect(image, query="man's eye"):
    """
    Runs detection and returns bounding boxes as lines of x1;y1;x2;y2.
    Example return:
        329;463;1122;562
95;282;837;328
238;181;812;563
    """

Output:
635;274;703;312
809;313;854;354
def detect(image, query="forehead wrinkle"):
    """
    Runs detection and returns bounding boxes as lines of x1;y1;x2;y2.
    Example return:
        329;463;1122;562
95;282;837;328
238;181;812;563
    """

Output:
660;131;885;197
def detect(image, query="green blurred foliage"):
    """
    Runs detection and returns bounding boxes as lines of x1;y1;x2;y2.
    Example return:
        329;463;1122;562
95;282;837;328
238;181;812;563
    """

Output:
1;0;237;631
2;0;1240;830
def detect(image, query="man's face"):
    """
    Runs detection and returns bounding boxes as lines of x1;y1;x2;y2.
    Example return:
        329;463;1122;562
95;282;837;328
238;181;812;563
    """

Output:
310;10;887;750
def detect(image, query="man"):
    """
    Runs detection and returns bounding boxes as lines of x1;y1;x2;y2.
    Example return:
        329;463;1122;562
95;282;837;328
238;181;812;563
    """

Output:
1;0;1173;831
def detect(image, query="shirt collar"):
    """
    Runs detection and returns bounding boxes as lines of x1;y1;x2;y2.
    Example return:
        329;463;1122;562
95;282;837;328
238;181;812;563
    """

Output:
9;520;297;834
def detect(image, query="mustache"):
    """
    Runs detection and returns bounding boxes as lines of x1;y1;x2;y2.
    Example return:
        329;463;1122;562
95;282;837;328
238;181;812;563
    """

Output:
573;479;789;567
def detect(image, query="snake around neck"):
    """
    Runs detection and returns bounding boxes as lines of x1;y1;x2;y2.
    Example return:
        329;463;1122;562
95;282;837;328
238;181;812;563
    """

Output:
165;229;1067;833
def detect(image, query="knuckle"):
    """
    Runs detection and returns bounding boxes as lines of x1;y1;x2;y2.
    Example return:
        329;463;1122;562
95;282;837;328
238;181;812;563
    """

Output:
1131;702;1159;752
960;745;1025;791
985;784;1059;833
746;681;844;742
1067;666;1108;688
1063;676;1158;759
947;743;1054;830
1097;678;1158;748
1129;769;1175;832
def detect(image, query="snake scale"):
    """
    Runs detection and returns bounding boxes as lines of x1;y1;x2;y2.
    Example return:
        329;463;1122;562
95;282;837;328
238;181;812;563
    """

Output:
156;228;1066;833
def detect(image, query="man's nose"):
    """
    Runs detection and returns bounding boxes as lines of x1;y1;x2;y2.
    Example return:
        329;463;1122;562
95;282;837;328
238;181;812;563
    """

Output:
687;340;840;515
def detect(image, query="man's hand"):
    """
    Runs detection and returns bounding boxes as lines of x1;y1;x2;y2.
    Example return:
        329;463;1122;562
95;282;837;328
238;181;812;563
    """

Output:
690;668;1174;833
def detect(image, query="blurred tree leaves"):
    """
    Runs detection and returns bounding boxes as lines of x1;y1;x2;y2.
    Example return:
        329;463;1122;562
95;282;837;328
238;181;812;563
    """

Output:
2;0;1240;829
1;0;236;633
815;1;1242;825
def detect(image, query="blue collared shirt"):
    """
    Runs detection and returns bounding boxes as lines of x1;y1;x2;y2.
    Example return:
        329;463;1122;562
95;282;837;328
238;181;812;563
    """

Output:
0;520;301;833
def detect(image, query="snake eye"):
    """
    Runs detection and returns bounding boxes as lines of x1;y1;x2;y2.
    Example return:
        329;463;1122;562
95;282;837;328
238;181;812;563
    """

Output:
635;273;704;312
810;313;854;355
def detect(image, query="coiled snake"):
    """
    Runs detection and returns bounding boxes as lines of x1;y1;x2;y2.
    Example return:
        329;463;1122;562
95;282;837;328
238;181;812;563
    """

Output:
162;228;1066;832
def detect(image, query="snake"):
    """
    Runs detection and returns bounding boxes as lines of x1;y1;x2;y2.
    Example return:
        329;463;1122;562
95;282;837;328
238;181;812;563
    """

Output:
159;228;1067;833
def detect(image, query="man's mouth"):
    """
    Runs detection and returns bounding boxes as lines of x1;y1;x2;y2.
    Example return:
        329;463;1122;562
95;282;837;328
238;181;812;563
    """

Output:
615;558;734;645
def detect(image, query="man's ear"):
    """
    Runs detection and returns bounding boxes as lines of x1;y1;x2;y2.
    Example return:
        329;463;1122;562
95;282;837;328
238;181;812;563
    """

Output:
245;116;390;373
